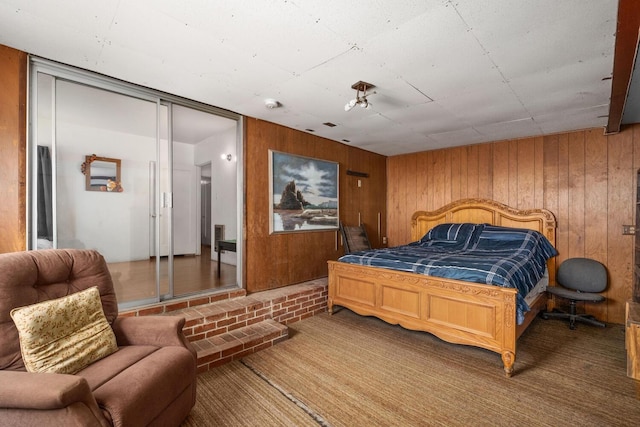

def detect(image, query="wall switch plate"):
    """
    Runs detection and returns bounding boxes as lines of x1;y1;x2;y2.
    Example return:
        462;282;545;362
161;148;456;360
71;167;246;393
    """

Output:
382;236;387;244
623;225;636;235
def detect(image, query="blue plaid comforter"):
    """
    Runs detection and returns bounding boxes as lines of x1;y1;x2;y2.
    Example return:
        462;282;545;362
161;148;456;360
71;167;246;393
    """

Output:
338;224;558;324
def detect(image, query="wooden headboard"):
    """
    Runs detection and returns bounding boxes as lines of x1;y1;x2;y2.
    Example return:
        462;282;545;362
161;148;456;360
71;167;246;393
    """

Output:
411;198;557;282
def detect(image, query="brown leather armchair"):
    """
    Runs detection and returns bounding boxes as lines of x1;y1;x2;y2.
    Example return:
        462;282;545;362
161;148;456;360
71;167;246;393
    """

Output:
0;249;197;426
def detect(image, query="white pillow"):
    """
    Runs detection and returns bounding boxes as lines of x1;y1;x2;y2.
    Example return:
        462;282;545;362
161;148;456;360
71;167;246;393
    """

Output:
10;286;118;374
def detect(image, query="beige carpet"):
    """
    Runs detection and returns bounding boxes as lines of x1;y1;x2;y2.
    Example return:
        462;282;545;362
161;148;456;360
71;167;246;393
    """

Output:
183;309;640;427
180;361;317;426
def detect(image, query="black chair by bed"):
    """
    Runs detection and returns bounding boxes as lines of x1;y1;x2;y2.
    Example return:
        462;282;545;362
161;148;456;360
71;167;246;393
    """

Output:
339;222;372;254
542;257;607;330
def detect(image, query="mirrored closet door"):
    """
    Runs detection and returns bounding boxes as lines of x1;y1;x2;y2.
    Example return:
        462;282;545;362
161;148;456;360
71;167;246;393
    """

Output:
29;59;241;309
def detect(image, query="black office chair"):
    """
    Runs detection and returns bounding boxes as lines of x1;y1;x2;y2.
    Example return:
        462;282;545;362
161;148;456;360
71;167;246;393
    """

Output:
542;257;607;329
339;222;372;254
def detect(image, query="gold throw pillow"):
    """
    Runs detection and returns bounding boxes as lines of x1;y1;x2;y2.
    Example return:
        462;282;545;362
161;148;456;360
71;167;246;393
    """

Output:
10;286;118;374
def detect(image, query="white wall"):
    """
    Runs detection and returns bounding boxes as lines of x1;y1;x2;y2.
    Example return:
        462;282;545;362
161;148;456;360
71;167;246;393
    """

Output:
56;123;156;262
55;132;199;263
171;142;198;256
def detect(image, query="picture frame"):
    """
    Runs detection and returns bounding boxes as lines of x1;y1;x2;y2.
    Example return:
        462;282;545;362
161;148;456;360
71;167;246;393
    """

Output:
269;150;339;233
81;154;123;192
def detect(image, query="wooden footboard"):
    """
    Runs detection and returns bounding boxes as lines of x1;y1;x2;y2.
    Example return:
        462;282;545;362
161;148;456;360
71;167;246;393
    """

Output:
328;261;521;377
328;198;557;378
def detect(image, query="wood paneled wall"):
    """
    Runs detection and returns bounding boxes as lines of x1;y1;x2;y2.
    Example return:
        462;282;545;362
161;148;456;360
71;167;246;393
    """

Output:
244;118;386;292
387;127;640;324
0;45;27;254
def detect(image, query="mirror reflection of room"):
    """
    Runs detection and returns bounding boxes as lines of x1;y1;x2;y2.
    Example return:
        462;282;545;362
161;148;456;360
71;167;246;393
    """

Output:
31;72;239;309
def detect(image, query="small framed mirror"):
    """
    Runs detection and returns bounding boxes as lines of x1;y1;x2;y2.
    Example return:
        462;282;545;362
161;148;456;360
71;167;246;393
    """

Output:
82;155;123;192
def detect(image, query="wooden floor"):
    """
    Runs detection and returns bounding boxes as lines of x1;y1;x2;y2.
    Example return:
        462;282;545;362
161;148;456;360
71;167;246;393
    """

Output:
109;245;237;304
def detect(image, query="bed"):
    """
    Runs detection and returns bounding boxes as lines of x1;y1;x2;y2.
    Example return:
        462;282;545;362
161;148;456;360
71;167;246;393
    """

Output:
327;199;557;377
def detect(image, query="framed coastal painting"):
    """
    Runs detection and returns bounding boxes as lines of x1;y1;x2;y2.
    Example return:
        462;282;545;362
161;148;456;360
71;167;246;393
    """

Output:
269;150;339;233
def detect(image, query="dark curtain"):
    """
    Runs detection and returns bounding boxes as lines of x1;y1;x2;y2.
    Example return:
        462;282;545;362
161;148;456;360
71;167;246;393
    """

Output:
37;145;53;240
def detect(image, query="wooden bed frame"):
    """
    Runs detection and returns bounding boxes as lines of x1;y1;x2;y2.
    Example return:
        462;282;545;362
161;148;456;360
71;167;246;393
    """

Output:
328;198;557;377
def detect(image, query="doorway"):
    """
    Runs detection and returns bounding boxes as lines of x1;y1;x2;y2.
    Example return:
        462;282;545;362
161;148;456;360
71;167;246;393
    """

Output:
201;164;212;247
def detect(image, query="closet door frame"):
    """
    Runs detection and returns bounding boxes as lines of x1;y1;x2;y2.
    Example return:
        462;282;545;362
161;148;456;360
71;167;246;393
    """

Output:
28;57;244;309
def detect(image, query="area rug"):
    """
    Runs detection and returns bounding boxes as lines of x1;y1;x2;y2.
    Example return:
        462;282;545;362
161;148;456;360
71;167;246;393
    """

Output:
185;309;640;426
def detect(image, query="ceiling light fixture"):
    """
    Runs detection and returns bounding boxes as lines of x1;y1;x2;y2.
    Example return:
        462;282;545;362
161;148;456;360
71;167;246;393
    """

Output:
344;81;376;111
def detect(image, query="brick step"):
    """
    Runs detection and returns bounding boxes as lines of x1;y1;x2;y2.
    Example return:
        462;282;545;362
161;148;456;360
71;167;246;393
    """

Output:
192;319;288;372
161;279;328;372
172;280;327;342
